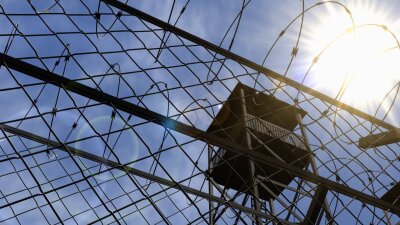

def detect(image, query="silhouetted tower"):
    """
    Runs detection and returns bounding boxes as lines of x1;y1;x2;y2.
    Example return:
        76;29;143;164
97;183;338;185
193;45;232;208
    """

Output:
208;83;309;223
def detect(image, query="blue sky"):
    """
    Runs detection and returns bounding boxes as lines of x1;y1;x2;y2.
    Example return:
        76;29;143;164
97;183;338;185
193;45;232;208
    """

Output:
0;0;400;224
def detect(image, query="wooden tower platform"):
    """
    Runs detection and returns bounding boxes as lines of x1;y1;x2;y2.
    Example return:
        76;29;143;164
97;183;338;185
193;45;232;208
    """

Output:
208;83;310;200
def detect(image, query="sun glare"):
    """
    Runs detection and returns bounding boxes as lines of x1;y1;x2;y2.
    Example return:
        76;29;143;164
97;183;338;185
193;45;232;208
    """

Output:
306;2;400;110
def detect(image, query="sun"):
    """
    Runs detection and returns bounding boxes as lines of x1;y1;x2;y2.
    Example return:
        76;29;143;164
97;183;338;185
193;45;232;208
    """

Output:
305;2;400;111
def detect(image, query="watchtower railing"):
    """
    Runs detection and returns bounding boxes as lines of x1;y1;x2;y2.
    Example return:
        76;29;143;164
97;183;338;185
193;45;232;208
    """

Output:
244;114;306;149
210;114;307;166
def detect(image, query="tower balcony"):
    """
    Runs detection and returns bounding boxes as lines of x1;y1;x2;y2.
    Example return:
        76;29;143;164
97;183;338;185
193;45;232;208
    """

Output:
207;83;310;200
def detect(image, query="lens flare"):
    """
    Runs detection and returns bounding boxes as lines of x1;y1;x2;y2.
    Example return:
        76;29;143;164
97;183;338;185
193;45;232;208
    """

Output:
74;115;139;182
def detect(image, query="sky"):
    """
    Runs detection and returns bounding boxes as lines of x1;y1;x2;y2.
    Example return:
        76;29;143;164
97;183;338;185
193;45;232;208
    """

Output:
0;0;400;224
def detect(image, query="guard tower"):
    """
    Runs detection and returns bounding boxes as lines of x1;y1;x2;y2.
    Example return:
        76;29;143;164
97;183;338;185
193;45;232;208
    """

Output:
208;82;310;200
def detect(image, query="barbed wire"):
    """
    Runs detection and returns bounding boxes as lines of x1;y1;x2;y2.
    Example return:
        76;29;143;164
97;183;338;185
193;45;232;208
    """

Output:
0;0;399;224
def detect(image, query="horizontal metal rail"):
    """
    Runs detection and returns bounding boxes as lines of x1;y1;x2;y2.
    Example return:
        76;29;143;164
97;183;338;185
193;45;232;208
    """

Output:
1;53;399;215
0;124;296;225
100;0;398;134
359;130;400;149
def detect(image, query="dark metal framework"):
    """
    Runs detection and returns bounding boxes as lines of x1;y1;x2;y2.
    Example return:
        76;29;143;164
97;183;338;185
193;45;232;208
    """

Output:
0;0;399;224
